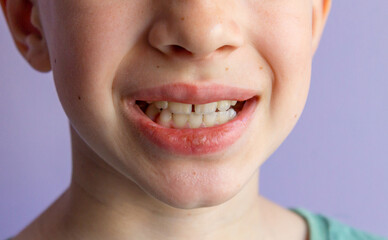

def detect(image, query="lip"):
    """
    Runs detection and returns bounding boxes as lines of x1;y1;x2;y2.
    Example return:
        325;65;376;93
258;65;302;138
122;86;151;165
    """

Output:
121;83;259;156
127;83;258;104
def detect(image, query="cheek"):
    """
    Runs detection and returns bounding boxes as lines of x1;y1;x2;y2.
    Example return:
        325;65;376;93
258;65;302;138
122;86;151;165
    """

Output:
269;25;312;130
246;1;313;100
41;0;152;126
269;31;312;147
244;2;313;147
37;1;158;171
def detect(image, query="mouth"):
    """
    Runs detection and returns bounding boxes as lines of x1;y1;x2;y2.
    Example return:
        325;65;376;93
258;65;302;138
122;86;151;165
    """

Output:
136;99;245;129
121;83;259;156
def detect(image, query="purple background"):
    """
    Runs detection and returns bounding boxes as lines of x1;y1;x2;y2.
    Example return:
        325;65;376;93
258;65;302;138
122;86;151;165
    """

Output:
1;1;387;238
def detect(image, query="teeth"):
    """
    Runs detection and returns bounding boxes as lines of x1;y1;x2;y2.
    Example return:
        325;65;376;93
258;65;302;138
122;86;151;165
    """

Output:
143;100;241;128
173;114;189;128
169;102;192;114
145;104;161;121
154;101;168;110
188;114;203;128
195;102;218;114
216;111;229;124
227;108;237;120
203;112;217;127
217;101;231;111
157;109;172;127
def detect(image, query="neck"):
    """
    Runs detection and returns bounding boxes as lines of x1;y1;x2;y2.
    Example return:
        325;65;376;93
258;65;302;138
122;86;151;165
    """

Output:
50;128;269;240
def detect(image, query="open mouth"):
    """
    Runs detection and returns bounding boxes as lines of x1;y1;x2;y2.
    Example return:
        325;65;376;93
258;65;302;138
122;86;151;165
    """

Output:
121;83;259;155
135;100;246;129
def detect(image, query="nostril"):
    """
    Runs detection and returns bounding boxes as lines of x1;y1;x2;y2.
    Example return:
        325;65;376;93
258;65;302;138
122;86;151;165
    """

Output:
168;45;193;57
216;45;235;53
168;45;233;59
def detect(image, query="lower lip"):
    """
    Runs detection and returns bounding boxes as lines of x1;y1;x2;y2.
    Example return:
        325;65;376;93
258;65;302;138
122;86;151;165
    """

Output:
122;98;258;155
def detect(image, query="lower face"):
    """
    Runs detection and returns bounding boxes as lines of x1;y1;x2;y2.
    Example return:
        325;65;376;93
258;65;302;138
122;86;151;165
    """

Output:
38;0;312;208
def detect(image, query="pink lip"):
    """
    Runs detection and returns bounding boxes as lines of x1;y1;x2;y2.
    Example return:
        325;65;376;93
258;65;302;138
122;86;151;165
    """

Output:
128;83;258;104
121;83;259;155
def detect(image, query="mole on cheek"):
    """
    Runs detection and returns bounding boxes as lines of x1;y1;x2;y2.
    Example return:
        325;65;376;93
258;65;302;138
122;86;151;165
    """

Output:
78;96;81;100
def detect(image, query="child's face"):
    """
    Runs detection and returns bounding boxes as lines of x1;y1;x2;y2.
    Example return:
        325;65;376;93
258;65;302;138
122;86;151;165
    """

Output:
14;0;325;208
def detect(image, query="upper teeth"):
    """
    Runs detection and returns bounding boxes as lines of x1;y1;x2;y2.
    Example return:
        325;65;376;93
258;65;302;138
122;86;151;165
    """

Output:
153;100;237;114
144;100;238;129
195;102;217;114
168;102;192;114
154;101;168;110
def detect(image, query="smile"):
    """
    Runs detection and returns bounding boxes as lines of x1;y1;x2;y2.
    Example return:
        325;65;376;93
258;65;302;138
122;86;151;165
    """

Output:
121;83;259;155
137;100;243;129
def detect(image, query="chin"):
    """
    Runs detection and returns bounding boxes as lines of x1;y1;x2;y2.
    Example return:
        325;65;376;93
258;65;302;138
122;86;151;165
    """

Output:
135;165;246;209
155;186;240;210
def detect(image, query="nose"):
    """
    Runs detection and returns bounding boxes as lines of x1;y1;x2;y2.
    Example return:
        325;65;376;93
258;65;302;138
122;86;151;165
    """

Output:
148;1;244;60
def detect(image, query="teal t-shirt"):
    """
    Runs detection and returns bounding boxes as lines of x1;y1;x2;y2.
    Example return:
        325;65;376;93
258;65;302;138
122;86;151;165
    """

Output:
291;208;387;240
5;208;387;240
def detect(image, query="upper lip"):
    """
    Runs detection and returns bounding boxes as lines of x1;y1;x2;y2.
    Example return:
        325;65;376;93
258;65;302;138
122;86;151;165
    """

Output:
124;83;259;104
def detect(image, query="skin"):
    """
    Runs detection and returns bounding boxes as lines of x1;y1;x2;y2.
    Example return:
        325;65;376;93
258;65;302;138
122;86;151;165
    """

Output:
1;0;331;239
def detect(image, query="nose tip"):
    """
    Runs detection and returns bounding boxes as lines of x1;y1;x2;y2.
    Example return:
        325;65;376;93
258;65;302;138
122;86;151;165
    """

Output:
148;4;244;60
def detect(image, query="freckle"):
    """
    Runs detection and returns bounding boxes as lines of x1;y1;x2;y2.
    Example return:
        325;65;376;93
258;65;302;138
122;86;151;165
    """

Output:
78;96;81;100
192;171;196;176
225;67;229;71
259;66;263;70
181;17;185;21
294;114;297;118
187;213;192;216
156;65;160;68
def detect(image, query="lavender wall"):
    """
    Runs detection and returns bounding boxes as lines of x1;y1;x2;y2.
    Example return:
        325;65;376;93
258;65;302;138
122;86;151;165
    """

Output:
1;1;387;238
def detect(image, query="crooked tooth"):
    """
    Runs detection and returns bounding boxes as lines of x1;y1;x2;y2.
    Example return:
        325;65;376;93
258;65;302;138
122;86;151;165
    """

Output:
154;101;168;110
230;100;237;106
157;109;172;127
169;102;192;114
145;104;160;121
173;114;189;128
227;108;237;120
217;111;229;124
203;112;217;127
189;114;203;128
217;100;231;111
195;102;217;114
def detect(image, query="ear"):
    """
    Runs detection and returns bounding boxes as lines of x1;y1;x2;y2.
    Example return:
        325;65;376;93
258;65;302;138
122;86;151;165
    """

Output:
1;0;51;72
312;0;331;55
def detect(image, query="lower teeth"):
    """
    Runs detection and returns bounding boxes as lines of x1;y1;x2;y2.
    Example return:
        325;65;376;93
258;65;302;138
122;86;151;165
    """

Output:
138;101;243;129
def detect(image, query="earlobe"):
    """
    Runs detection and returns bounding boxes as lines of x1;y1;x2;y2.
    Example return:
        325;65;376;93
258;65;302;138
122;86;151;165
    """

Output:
312;0;332;56
1;0;51;72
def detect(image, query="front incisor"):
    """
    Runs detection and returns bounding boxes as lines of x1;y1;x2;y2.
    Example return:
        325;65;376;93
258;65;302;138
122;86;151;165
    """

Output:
169;102;192;114
195;102;218;114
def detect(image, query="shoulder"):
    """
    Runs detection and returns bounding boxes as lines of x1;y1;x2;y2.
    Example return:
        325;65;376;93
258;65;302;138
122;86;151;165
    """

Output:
291;208;387;240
